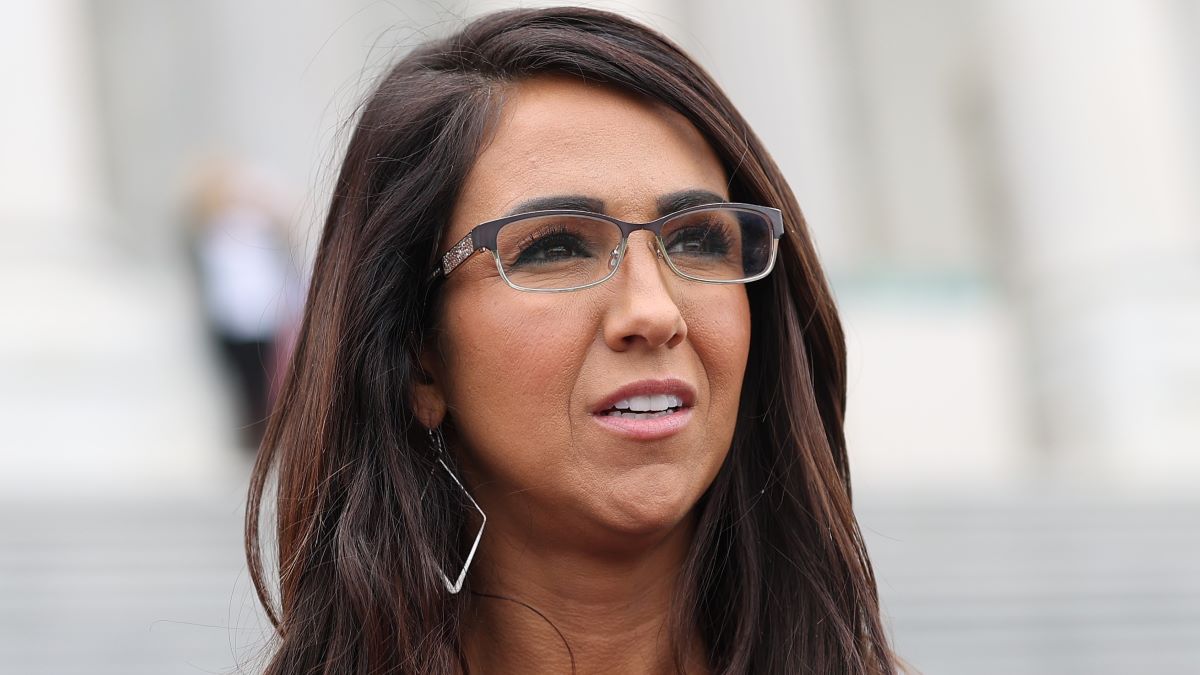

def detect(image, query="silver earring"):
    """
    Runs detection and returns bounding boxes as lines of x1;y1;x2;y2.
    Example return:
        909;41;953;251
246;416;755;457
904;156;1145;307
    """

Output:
426;427;486;594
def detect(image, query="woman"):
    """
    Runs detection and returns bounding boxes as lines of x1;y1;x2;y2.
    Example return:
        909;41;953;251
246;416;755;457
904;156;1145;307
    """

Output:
246;7;898;673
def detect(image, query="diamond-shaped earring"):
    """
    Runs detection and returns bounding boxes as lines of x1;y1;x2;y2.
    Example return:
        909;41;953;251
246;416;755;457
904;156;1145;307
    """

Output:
427;427;486;594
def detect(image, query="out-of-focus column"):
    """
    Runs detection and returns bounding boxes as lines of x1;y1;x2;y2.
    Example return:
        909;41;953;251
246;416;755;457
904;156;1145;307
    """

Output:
981;0;1200;488
1;1;239;498
0;0;103;247
680;0;867;271
683;0;1038;491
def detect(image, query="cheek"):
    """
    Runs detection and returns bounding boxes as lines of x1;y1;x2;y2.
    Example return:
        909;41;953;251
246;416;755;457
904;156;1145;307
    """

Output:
682;290;751;407
438;292;592;482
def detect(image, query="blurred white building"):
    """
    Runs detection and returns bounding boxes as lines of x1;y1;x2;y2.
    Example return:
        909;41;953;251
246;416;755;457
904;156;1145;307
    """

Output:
4;3;1199;674
5;0;1196;496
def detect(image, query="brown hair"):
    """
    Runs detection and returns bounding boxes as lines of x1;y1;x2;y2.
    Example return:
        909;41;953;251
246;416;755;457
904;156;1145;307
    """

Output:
246;7;897;673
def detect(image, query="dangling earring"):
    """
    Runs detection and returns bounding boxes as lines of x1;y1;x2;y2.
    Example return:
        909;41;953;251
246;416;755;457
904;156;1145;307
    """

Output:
426;426;486;594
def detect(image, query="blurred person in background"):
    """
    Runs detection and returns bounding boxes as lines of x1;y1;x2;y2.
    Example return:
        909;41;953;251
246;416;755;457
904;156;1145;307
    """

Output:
247;7;900;674
188;158;303;450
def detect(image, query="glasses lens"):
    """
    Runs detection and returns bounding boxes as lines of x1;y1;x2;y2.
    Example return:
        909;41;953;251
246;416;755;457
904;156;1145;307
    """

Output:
495;214;623;290
660;207;775;281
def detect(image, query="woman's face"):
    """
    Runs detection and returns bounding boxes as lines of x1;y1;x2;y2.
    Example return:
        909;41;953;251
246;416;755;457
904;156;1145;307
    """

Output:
415;75;751;550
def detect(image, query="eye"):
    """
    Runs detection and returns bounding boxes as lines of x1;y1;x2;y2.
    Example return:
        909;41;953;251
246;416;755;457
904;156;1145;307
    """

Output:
511;226;596;267
664;222;733;257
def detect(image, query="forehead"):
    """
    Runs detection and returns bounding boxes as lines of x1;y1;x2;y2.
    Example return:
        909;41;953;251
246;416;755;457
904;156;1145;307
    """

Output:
447;75;729;237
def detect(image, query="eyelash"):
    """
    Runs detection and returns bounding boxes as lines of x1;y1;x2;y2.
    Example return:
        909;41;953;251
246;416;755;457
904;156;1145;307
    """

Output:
515;224;572;254
667;222;733;251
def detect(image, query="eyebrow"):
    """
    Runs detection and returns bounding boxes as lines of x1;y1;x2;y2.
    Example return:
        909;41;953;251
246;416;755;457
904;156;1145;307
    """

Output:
504;188;728;219
655;189;728;215
504;195;605;217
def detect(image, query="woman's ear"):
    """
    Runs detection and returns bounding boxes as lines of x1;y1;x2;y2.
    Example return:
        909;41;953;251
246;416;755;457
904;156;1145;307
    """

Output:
409;343;447;429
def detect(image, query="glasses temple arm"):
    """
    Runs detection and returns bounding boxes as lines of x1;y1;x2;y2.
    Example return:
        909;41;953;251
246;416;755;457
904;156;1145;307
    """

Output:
437;232;479;279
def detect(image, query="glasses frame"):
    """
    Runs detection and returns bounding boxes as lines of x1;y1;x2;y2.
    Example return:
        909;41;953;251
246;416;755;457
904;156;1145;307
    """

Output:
431;202;785;293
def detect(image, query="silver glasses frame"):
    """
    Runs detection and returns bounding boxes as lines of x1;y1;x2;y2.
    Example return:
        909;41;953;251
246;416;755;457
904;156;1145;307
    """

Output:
430;202;785;293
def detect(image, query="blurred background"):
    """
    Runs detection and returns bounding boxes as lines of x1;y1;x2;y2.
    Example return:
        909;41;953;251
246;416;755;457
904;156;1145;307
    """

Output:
2;0;1198;673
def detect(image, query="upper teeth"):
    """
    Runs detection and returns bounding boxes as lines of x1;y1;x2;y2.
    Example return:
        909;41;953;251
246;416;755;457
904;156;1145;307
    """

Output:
611;394;683;412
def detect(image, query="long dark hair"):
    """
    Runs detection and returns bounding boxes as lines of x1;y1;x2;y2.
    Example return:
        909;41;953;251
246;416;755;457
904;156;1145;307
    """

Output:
246;7;896;673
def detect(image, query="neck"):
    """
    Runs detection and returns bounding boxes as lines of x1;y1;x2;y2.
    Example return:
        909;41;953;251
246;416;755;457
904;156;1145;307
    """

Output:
460;514;709;674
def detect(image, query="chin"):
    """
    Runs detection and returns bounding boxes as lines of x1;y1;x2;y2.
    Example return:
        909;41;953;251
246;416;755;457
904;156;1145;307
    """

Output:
595;464;704;538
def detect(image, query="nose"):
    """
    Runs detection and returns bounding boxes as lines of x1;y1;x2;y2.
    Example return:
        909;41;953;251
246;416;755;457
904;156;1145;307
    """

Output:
602;232;687;351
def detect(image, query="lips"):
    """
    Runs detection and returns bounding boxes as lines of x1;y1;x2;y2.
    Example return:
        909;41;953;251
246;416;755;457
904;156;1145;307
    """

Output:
589;378;696;441
590;378;697;416
602;393;685;419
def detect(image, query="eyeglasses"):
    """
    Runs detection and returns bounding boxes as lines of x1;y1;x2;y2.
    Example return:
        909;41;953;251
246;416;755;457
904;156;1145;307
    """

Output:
432;202;784;292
